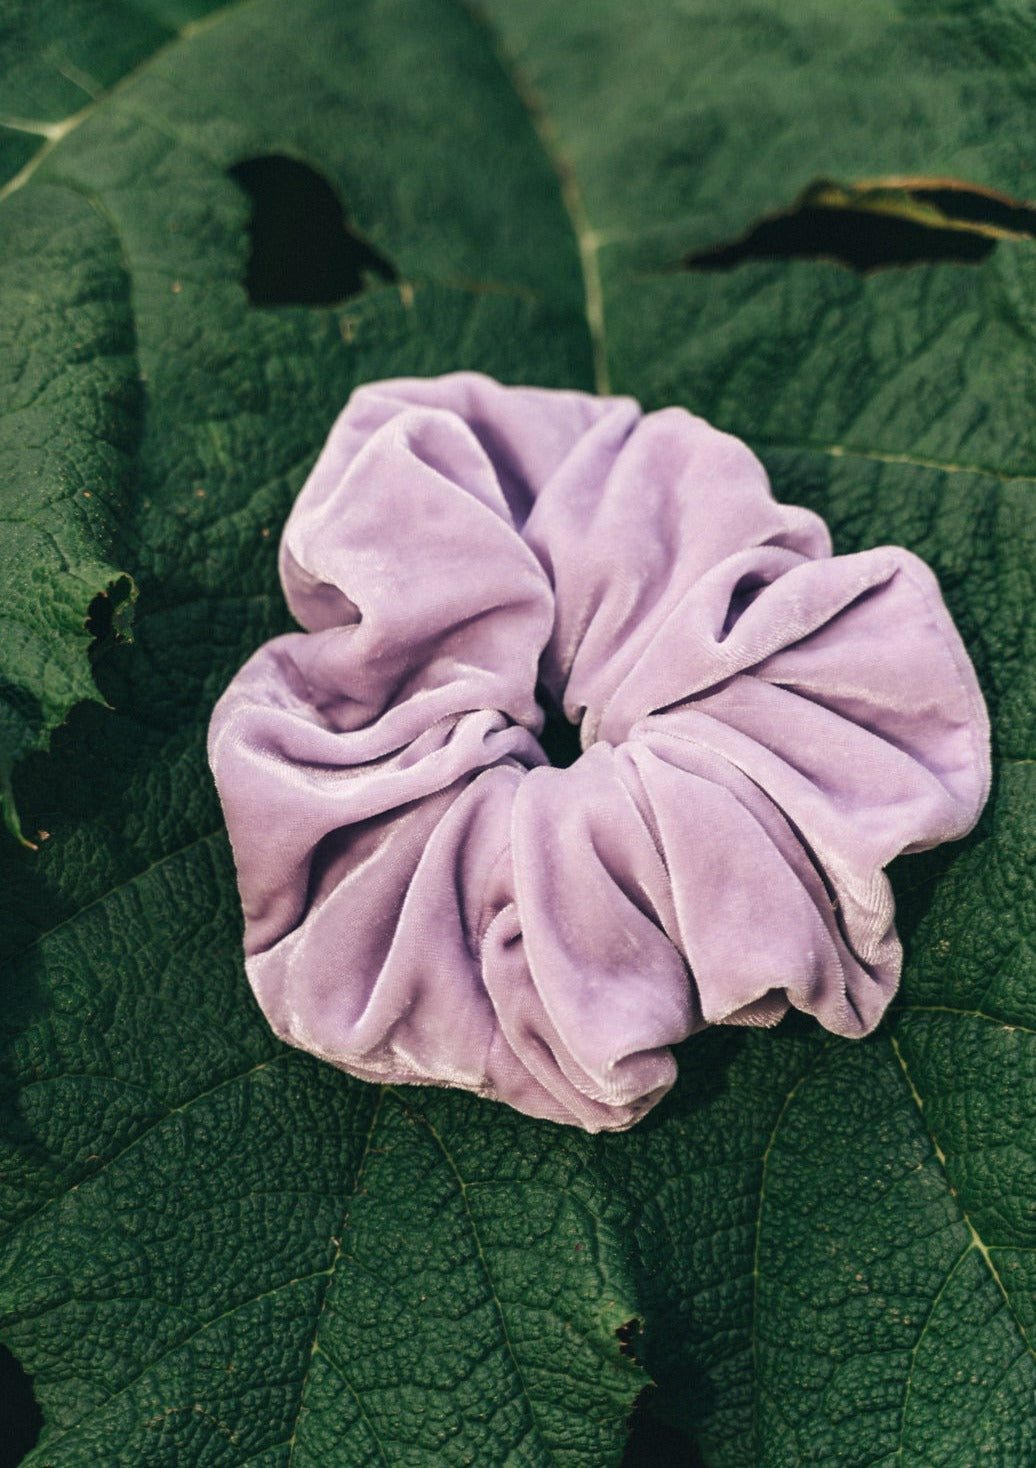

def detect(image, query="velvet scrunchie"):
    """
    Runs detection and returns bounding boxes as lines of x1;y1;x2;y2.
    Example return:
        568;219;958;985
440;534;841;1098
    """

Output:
208;373;990;1132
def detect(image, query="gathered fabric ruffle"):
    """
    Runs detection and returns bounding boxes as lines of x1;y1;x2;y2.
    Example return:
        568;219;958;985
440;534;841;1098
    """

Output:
208;373;990;1132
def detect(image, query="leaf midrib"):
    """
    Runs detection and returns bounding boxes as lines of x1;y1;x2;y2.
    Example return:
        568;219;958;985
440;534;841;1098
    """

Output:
457;0;608;394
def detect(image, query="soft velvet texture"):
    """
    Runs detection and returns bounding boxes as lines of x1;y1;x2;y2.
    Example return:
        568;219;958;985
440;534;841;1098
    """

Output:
208;373;991;1132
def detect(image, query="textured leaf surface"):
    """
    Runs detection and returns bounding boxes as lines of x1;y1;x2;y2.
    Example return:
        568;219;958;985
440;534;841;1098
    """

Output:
0;0;234;839
0;2;1033;1465
0;183;136;841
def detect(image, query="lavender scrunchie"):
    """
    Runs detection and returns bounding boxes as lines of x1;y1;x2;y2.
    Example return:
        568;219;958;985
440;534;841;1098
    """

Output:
208;373;990;1132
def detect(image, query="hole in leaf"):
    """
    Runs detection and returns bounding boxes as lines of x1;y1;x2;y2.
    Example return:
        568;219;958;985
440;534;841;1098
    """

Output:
86;574;136;661
888;176;1036;235
683;176;1036;275
0;1343;43;1467
536;688;583;769
229;154;397;306
615;1316;644;1361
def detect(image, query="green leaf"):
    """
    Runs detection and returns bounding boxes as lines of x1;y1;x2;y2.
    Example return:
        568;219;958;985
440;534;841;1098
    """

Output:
0;0;235;839
0;183;138;844
0;844;641;1463
1;2;1034;1465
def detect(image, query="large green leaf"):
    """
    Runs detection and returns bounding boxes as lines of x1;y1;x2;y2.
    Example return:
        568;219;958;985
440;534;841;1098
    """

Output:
0;179;136;844
1;2;1033;1464
0;0;233;842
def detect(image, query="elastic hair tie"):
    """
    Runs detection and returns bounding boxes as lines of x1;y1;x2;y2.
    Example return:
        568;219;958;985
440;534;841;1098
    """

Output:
208;372;991;1132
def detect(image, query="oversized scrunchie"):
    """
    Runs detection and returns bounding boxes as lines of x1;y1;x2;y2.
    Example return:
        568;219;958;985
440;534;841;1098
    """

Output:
208;373;990;1132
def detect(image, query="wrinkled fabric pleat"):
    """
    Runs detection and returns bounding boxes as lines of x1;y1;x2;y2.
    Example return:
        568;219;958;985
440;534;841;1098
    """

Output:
209;372;991;1132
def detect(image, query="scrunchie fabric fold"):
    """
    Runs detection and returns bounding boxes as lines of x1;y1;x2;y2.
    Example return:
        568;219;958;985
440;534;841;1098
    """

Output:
208;373;990;1132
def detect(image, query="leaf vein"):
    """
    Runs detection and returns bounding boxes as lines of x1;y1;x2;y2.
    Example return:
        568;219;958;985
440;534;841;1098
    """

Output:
750;1039;834;1457
897;1003;1036;1036
895;1244;971;1459
26;1265;334;1459
0;825;225;974
285;1084;387;1465
0;1051;289;1242
310;1341;392;1468
753;436;1036;487
387;1086;555;1459
888;1030;1036;1365
0;0;263;204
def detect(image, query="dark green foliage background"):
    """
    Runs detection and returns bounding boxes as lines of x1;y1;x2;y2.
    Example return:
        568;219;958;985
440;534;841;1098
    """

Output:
0;2;1033;1463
